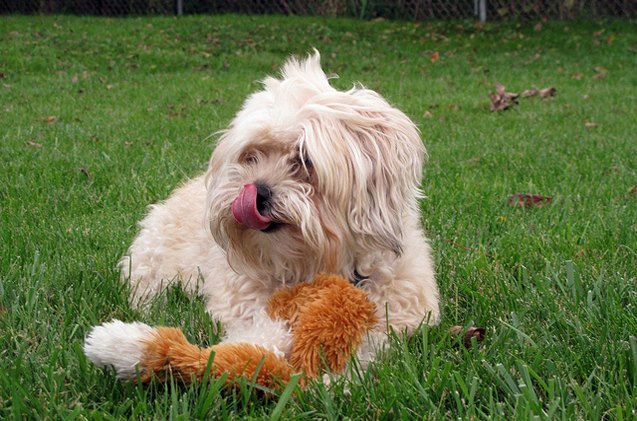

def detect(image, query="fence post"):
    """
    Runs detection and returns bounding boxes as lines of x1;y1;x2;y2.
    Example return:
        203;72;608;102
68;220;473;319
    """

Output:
175;0;183;15
475;0;487;22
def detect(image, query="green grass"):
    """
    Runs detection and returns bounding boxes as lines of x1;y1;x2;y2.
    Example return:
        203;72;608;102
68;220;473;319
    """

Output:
1;14;636;419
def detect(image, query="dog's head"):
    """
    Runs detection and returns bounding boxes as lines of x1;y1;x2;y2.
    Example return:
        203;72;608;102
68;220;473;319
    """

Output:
205;52;426;282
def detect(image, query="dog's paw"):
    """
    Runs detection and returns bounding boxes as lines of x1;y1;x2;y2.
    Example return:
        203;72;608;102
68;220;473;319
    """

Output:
84;319;156;379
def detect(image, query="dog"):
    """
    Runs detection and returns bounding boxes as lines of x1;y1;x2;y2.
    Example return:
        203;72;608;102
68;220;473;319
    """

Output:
120;51;440;363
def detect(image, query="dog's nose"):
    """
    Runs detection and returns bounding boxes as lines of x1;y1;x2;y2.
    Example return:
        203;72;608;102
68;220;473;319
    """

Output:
255;183;272;213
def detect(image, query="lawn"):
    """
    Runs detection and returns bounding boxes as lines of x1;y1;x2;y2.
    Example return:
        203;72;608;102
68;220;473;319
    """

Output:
1;14;636;419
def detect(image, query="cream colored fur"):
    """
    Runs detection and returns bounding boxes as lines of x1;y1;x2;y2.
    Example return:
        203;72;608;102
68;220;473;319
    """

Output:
119;52;440;362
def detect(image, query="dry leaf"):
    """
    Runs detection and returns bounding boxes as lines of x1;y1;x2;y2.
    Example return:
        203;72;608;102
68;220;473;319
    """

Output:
538;87;557;98
431;51;440;63
450;325;463;336
521;88;539;97
629;186;637;195
585;121;597;129
26;140;42;148
423;111;433;118
489;83;519;111
40;115;58;123
463;327;486;348
507;193;552;208
79;166;92;182
450;325;486;348
592;66;608;80
521;87;556;98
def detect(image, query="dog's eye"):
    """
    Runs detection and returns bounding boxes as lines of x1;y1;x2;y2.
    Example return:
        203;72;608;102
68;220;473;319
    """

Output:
291;154;313;180
292;154;312;169
241;151;259;164
292;155;313;172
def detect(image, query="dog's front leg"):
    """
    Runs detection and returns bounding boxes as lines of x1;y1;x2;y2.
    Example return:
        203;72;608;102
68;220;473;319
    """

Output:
220;309;295;359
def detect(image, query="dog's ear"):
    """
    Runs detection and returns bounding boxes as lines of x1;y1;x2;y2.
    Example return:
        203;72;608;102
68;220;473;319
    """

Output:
345;102;425;255
302;90;426;255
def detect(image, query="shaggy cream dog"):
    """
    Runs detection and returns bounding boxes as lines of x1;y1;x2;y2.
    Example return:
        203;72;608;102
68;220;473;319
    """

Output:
109;52;439;364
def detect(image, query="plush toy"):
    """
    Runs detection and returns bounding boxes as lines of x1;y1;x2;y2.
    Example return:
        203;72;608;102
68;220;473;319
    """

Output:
84;274;377;389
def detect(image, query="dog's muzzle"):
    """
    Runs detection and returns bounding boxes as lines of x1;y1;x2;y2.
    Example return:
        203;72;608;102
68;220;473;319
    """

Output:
231;183;273;231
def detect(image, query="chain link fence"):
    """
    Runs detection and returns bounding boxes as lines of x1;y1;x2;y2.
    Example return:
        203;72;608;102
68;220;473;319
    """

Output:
2;0;636;19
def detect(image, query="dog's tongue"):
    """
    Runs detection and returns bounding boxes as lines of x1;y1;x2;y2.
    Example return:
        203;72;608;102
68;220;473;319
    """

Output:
231;184;272;231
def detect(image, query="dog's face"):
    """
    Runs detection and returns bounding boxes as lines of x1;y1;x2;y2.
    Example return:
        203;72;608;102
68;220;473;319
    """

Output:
205;53;426;283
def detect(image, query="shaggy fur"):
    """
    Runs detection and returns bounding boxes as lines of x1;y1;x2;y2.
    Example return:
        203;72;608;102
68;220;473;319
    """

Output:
117;51;439;363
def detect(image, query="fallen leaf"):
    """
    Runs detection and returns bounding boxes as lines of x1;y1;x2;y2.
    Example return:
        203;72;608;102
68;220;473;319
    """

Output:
26;140;42;148
79;166;92;182
463;327;486;348
538;87;557;98
571;71;583;80
40;115;58;123
423;111;433;118
592;66;608;80
521;87;556;98
450;325;463;336
450;325;486;348
534;22;543;32
521;88;539;97
585;121;597;129
431;51;439;63
629;186;637;195
489;83;519;111
507;193;552;208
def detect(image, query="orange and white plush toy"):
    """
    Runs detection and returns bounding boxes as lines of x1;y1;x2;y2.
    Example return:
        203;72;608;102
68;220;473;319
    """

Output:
84;274;377;389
